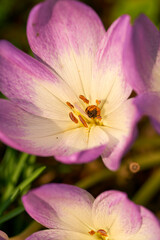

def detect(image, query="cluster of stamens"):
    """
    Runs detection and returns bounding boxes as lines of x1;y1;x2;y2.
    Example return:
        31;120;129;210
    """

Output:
66;95;102;128
89;229;109;240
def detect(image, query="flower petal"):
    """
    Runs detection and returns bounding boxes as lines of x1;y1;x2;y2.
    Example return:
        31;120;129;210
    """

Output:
92;190;142;237
55;126;108;164
22;184;94;232
124;14;160;93
91;15;132;107
130;206;160;240
27;0;105;97
101;99;139;170
0;231;8;240
134;92;160;134
26;229;92;240
0;40;79;120
0;99;78;156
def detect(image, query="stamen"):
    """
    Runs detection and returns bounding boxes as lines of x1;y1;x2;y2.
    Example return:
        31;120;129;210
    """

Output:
96;116;102;121
96;100;101;105
89;230;95;236
97;229;108;237
66;101;74;109
69;112;78;124
78;115;88;128
79;95;89;104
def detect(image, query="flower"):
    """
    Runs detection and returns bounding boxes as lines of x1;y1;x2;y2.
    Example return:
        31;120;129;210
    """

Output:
0;0;139;170
0;231;8;240
124;14;160;134
22;183;160;240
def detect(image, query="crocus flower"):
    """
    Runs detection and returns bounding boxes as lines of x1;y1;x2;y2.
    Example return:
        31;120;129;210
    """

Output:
0;231;8;240
22;183;160;240
124;14;160;134
0;0;139;170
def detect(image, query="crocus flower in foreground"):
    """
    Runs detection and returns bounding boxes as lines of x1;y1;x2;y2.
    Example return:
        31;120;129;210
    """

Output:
124;14;160;134
22;184;160;240
0;231;8;240
0;0;139;170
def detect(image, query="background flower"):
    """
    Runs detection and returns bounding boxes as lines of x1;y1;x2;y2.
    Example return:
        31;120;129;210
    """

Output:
124;14;160;134
22;183;160;240
0;231;8;240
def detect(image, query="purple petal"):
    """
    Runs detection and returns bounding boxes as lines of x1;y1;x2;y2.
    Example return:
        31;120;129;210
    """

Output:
101;99;140;170
0;231;8;240
0;40;78;120
124;14;160;93
132;206;160;240
0;99;78;156
26;229;92;240
134;92;160;134
22;183;94;232
27;0;105;96
92;190;142;236
91;15;132;105
55;144;106;164
0;100;107;160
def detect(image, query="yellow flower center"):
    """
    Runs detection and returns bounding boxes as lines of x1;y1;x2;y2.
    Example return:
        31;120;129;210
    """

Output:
66;95;103;128
89;229;109;240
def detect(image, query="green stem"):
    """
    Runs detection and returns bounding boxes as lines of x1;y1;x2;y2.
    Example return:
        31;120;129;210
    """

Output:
133;136;160;149
0;206;24;224
0;166;46;215
76;168;114;189
10;221;42;240
136;152;160;170
3;153;29;201
133;167;160;205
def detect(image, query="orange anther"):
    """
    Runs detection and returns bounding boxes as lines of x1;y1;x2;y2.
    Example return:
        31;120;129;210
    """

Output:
66;102;74;109
69;112;78;124
79;95;89;104
89;230;95;236
78;115;88;128
97;229;108;237
96;99;101;105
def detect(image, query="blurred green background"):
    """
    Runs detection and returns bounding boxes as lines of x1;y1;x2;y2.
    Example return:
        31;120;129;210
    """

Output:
0;0;160;239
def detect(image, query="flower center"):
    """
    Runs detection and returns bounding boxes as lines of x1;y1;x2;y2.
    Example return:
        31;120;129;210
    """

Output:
89;229;109;240
66;95;102;128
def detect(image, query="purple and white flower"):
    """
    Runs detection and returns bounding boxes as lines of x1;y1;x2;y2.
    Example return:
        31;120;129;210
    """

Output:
124;14;160;134
22;183;160;240
0;0;139;170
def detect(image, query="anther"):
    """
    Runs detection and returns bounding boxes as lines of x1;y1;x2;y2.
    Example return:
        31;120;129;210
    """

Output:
79;95;89;104
66;101;74;109
96;100;101;105
97;229;108;237
89;230;95;236
78;115;88;128
69;112;78;124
